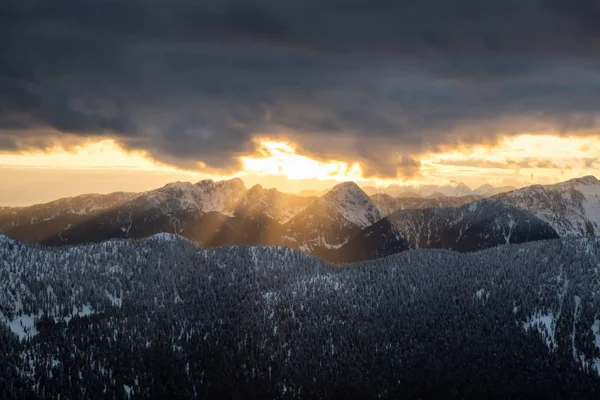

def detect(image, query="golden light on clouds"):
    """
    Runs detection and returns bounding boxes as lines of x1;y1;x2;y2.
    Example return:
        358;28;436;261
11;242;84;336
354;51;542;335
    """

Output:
421;135;600;187
1;134;600;206
241;141;364;182
0;139;179;171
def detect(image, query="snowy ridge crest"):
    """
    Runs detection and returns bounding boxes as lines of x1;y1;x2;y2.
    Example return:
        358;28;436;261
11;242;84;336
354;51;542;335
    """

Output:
318;182;383;228
497;175;600;237
140;178;247;214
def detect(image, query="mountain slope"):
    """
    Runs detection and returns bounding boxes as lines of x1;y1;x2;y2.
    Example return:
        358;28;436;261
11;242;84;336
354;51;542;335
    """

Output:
315;181;383;228
332;217;410;262
0;191;138;241
371;193;482;216
139;178;247;215
385;198;559;251
0;179;387;262
495;175;600;236
0;178;309;248
1;235;600;398
2;175;597;264
0;179;249;243
281;182;383;252
232;184;315;223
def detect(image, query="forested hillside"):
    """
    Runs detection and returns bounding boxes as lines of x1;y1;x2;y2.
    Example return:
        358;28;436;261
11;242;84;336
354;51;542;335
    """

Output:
1;234;600;399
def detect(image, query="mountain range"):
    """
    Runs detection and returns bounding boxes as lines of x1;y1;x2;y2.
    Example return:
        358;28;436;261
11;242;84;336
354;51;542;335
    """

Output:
370;193;482;216
363;182;516;198
1;175;599;263
496;175;600;236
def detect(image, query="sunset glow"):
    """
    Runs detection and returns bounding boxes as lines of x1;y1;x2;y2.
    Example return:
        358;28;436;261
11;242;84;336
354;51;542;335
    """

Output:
1;133;599;207
0;139;185;171
420;135;600;187
241;141;364;182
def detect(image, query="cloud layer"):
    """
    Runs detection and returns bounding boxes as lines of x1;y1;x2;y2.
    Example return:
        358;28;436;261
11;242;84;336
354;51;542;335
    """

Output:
2;0;600;177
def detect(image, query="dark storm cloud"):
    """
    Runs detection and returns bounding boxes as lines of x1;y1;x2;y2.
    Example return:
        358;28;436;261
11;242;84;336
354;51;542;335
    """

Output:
1;0;600;177
396;156;422;178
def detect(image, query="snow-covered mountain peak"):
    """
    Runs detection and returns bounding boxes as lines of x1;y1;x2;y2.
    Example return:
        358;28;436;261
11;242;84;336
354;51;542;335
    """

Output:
139;178;247;214
538;175;599;192
329;181;363;192
320;181;367;204
496;175;600;236
318;181;383;228
565;175;598;185
193;177;246;192
215;177;246;191
191;178;247;213
160;181;195;192
194;178;214;184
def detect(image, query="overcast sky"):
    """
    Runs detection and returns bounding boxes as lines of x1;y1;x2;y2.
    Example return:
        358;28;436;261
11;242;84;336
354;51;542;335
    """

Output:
1;0;600;204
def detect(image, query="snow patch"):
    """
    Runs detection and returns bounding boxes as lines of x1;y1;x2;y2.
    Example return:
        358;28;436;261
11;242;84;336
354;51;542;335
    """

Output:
106;290;123;307
62;304;95;324
523;311;557;350
318;182;383;228
592;319;600;375
8;314;38;341
124;384;132;398
571;296;581;362
475;288;489;300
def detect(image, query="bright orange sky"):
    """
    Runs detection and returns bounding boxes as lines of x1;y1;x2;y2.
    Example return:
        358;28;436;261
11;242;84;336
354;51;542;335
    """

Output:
1;134;599;206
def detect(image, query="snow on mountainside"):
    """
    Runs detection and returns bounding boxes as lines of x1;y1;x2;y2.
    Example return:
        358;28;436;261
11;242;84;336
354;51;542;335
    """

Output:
3;175;598;264
232;184;315;223
369;181;502;198
0;179;248;237
139;178;247;214
281;182;384;253
0;178;313;237
495;175;600;236
384;198;558;251
371;193;482;216
0;178;302;246
0;178;251;245
0;192;137;225
0;178;363;261
316;181;383;228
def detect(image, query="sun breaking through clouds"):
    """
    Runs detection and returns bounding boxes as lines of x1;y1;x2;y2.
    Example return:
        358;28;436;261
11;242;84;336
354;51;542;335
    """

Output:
2;0;600;185
2;133;600;205
2;0;600;204
241;141;363;182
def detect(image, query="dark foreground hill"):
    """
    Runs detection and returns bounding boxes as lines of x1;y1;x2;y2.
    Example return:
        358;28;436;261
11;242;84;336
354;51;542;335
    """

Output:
1;234;600;399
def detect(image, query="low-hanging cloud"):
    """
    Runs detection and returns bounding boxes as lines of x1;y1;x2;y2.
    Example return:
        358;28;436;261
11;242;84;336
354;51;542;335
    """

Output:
2;0;600;178
435;158;565;171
